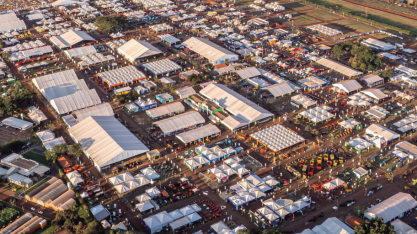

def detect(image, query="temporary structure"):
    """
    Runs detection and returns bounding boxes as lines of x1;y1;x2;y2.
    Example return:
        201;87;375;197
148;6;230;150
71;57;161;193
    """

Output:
136;200;155;212
136;193;152;203
36;183;67;206
47;190;75;210
146;186;161;198
25;177;58;201
67;171;84;186
1;213;33;234
31;179;63;202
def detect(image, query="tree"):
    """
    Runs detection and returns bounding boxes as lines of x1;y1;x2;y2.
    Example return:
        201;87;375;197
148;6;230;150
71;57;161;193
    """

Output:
263;228;283;234
2;52;11;62
84;220;102;234
311;128;319;136
9;199;16;207
47;123;57;131
332;44;344;60
68;143;83;158
46;143;68;163
354;218;395;234
294;118;300;125
381;69;393;79
1;139;25;154
205;63;214;73
73;221;85;234
237;229;257;234
95;16;129;34
305;125;312;132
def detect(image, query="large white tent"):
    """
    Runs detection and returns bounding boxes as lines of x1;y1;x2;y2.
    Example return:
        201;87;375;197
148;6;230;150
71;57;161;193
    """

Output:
69;116;149;171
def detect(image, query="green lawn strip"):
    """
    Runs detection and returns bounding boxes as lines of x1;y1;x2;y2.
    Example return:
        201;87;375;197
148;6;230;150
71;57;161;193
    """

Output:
24;177;51;195
23;152;48;165
77;205;94;223
32;224;58;234
304;9;342;21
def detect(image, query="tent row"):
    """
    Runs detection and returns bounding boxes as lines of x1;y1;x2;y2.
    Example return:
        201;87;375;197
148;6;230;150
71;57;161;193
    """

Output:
143;204;202;233
108;171;157;194
299;106;335;123
258;197;311;222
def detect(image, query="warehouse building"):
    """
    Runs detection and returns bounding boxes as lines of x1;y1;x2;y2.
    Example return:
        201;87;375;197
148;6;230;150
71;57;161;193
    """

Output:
361;38;395;51
50;30;95;49
316;58;363;77
0;13;27;33
183;37;239;65
200;83;273;130
69;116;149;172
365;192;417;223
117;39;162;63
50;89;101;115
32;69;88;101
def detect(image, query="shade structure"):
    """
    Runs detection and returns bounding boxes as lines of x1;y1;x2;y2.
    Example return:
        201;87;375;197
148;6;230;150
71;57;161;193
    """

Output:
179;205;195;216
146;186;161;198
0;213;33;234
141;167;160;180
136;193;152;203
142;58;181;75
186;212;202;223
250;124;305;152
169;210;184;221
154;111;205;134
275;208;290;217
264;212;280;221
136;200;155;212
190;203;202;212
108;172;134;186
36;183;68;207
257;206;273;216
48;190;75;210
169;217;190;230
67;171;83;186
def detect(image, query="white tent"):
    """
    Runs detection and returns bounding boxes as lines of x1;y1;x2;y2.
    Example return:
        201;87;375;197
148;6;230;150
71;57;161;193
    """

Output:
136;193;151;203
180;205;195;216
146;186;161;198
169;217;190;230
136;200;155;212
186;212;202;222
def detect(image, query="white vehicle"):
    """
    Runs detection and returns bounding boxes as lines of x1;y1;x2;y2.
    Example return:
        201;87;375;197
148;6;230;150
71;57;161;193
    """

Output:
38;211;43;214
347;201;356;206
31;207;35;211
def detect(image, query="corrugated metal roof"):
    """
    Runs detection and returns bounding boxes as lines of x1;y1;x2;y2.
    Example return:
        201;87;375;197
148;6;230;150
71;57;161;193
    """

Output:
50;30;95;49
235;67;261;79
117;39;162;61
98;66;145;86
177;124;220;143
154;111;205;134
333;80;362;93
176;87;196;98
64;45;97;58
317;58;363;77
50;89;101;115
360;74;383;84
200;83;273;124
262;82;301;97
69;116;149;168
74;103;114;122
183;37;237;63
361;89;387;100
146;102;185;118
366;192;417;223
0;13;26;32
366;124;400;141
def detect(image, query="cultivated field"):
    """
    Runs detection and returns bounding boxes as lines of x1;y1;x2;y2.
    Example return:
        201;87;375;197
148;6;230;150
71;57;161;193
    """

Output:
303;9;343;21
353;0;417;18
304;0;417;34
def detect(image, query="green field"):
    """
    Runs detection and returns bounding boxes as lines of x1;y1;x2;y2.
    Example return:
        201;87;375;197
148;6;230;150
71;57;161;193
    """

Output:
304;0;417;35
281;2;313;11
304;9;342;21
330;19;378;33
292;14;321;26
23;151;48;165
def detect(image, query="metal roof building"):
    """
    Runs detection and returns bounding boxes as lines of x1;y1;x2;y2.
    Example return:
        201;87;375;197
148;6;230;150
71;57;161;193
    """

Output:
0;213;33;234
316;58;363;77
97;66;146;88
47;190;75;210
32;69;89;101
50;89;101;115
365;192;417;223
50;30;95;49
36;183;68;206
153;111;205;135
361;89;387;100
183;37;238;65
25;177;58;201
366;124;400;142
43;137;66;151
64;45;97;58
117;39;162;62
235;67;261;79
146;102;185;119
176;124;221;143
0;13;27;33
69;116;149;171
73;103;114;122
200;83;273;130
262;82;301;97
1;117;33;130
332;80;362;93
9;216;46;234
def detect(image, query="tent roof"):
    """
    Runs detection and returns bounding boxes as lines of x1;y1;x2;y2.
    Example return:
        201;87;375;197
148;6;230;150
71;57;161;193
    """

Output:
74;103;114;122
183;37;237;63
366;192;417;223
2;117;33;130
135;200;155;212
146;102;185;118
211;221;231;234
118;39;162;61
50;89;101;115
50;30;95;49
312;217;354;234
186;212;202;222
170;217;190;230
90;205;110;221
391;219;417;234
200;83;273;124
69;116;149;168
154;111;205;134
176;124;221;143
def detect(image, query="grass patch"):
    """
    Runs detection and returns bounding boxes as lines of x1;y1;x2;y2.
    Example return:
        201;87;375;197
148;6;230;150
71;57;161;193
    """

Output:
77;205;94;223
326;19;378;33
305;9;342;21
23;151;48;165
32;149;44;154
24;177;51;195
281;2;313;11
32;225;58;234
292;14;321;26
305;0;417;35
